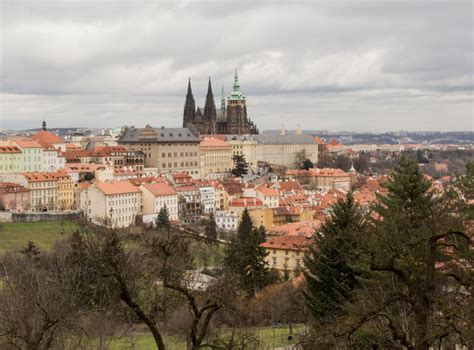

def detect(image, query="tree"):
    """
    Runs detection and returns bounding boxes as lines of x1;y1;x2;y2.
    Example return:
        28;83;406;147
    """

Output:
304;192;367;323
255;225;266;244
353;152;370;173
156;205;170;229
19;240;41;260
313;157;473;349
335;154;352;172
65;224;235;350
0;248;80;349
231;155;249;177
317;153;336;169
205;212;218;243
224;209;270;296
294;150;314;170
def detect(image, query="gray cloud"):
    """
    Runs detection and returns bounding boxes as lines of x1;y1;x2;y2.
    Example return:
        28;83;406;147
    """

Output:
0;0;472;131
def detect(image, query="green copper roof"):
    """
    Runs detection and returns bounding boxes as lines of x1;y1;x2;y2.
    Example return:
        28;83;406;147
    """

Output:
227;69;246;100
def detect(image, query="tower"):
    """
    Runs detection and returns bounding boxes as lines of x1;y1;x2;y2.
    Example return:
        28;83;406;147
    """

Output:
226;70;248;134
183;78;196;128
42;119;47;131
203;78;217;134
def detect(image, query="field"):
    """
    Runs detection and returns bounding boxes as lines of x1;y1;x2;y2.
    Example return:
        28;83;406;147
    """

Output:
108;324;303;350
0;221;78;254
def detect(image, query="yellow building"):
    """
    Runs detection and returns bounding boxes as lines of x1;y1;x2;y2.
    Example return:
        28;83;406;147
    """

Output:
0;145;22;173
260;236;313;276
56;171;75;211
20;173;59;212
248;207;274;229
200;137;233;178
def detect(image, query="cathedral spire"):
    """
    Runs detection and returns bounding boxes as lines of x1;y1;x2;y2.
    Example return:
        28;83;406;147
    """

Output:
183;77;196;127
221;84;226;112
233;69;240;92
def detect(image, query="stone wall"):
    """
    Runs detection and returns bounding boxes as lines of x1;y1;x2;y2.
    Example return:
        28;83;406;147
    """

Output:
0;210;83;223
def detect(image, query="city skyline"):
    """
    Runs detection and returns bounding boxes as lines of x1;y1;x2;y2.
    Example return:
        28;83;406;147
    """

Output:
1;1;472;132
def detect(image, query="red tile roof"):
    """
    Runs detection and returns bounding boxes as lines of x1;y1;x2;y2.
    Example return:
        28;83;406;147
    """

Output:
95;181;141;195
0;146;21;153
230;197;263;207
256;185;278;197
12;138;42;148
267;220;322;238
141;182;177;197
0;182;29;193
260;235;313;250
22;172;58;182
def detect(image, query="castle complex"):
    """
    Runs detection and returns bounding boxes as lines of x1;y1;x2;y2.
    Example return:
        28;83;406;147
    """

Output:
182;72;258;135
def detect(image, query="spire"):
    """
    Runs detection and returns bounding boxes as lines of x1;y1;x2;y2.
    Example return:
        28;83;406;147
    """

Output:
186;77;193;97
183;78;196;127
233;69;240;92
42;119;47;131
296;124;302;135
204;77;217;123
280;124;285;136
220;84;226;112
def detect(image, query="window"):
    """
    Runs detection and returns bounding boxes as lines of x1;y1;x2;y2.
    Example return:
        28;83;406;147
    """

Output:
272;257;277;265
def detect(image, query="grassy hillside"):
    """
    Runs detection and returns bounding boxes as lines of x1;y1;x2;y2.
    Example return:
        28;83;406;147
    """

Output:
0;221;78;254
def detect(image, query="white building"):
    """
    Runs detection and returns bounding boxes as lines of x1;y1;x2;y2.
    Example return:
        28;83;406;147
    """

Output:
81;180;141;228
255;185;280;208
42;148;66;172
215;210;239;231
140;182;179;224
198;184;215;214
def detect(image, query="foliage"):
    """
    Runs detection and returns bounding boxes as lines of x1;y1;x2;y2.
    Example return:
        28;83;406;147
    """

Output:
304;192;367;323
224;209;271;296
205;212;218;243
156;206;170;229
231;154;249;177
295;149;314;170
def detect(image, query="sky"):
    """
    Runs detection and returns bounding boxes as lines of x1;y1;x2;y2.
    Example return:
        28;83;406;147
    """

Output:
0;0;473;132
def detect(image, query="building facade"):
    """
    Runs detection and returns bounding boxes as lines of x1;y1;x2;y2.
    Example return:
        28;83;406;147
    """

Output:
140;182;179;223
200;137;233;178
182;72;258;135
118;126;201;178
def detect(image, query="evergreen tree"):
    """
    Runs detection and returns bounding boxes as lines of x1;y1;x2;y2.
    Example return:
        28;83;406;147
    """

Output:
304;192;366;322
231;155;249;177
256;225;266;244
302;159;314;170
224;209;270;296
205;212;218;243
155;205;170;229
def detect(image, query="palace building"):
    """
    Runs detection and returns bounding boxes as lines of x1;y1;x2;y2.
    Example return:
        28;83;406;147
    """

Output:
182;71;258;135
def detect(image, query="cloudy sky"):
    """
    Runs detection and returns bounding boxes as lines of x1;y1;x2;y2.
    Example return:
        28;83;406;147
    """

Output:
1;0;472;132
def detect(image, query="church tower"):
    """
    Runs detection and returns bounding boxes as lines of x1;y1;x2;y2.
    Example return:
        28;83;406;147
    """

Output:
226;70;248;134
183;78;196;128
203;78;217;134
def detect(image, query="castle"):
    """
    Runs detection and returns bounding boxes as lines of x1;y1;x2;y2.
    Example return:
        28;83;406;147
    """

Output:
182;72;258;135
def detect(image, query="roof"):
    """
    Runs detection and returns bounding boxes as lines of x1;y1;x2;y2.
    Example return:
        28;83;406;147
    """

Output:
12;138;42;148
22;172;58;182
314;136;326;145
267;220;322;238
256;185;279;197
176;185;198;192
200;137;230;148
119;126;199;143
255;134;316;145
31;130;63;148
278;181;304;193
0;182;29;193
95;181;141;195
142;182;177;197
229;197;263;207
0;146;21;153
260;235;313;250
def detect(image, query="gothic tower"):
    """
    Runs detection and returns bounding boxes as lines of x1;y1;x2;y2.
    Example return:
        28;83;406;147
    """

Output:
183;78;195;128
203;78;217;134
226;70;248;134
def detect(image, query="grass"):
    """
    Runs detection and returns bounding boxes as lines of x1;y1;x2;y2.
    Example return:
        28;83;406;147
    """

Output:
0;221;78;254
107;324;303;350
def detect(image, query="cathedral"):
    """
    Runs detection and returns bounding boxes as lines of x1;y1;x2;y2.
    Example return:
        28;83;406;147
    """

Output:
182;72;258;135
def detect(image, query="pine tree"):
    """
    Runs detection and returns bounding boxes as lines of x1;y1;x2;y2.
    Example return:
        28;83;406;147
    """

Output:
231;155;248;178
256;225;266;244
304;192;366;322
19;241;41;260
224;209;270;296
155;206;170;229
205;212;218;243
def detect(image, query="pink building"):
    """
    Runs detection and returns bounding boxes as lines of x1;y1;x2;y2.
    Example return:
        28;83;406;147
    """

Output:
0;182;30;213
